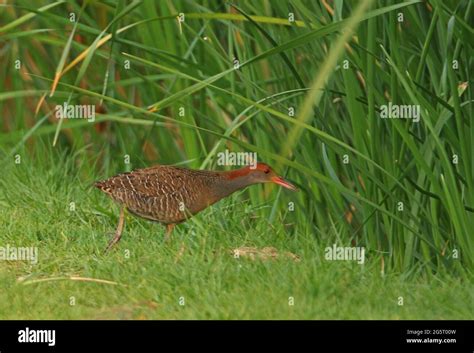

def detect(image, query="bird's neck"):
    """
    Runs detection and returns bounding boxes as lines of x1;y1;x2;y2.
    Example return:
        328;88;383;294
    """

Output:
213;168;255;199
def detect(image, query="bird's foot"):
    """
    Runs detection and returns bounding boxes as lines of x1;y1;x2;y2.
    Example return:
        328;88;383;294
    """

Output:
104;207;125;253
104;232;121;253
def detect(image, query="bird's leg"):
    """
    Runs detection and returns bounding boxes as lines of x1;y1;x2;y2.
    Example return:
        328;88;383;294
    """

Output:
164;223;175;242
105;207;125;252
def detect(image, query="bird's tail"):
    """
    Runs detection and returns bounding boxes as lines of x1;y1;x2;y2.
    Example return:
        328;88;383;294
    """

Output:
93;180;112;193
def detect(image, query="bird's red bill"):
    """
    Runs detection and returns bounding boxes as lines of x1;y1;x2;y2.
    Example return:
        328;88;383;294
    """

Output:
271;176;298;191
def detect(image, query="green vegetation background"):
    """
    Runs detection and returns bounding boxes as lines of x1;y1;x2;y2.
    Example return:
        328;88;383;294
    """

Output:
0;0;472;319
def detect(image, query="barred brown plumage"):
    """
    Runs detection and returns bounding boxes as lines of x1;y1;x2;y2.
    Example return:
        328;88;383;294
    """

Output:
95;163;297;252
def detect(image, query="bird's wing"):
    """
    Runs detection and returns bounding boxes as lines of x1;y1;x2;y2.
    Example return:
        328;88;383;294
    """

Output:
107;166;191;198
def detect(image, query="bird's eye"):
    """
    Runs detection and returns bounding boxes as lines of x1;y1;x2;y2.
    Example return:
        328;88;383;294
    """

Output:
264;169;270;174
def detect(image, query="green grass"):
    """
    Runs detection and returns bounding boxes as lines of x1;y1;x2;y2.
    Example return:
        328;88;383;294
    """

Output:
0;0;472;319
0;150;472;319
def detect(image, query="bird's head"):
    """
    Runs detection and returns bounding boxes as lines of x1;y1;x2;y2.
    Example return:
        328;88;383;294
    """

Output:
228;162;297;191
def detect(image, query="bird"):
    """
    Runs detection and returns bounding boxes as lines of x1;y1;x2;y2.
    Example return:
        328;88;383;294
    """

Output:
95;162;297;251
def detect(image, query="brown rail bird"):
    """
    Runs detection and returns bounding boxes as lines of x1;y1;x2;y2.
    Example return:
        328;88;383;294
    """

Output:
95;162;297;251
